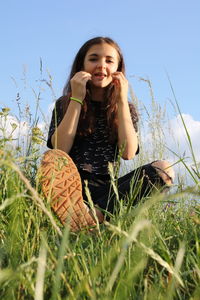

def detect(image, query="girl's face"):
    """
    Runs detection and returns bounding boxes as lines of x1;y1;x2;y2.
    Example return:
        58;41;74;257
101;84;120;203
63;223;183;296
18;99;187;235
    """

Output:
83;43;119;88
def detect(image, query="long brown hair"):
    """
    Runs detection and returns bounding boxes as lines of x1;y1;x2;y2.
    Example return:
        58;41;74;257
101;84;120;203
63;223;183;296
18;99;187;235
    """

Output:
60;37;129;142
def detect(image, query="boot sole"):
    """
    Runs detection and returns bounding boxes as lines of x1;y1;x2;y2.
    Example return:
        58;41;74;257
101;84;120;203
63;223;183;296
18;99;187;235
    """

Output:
39;149;96;231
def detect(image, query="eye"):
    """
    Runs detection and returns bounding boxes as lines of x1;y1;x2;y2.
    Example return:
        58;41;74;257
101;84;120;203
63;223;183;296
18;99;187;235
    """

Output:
106;59;114;64
89;58;97;62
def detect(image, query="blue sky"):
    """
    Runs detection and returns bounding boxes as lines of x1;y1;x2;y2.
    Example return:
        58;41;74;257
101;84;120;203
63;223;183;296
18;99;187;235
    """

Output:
0;0;199;121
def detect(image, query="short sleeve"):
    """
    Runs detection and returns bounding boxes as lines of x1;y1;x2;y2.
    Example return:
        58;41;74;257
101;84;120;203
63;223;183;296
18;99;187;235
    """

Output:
47;97;66;148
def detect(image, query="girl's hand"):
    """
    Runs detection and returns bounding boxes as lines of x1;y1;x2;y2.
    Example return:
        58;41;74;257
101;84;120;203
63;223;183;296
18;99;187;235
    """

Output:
111;72;128;103
70;71;92;101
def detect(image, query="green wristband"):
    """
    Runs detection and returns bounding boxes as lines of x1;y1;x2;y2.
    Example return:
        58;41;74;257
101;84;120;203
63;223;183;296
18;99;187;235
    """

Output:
70;97;83;105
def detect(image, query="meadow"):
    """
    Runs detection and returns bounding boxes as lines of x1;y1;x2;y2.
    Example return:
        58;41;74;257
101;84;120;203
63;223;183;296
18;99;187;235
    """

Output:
0;75;199;300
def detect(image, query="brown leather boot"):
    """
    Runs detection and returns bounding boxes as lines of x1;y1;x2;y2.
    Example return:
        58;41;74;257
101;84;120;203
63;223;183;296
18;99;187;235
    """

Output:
38;149;96;232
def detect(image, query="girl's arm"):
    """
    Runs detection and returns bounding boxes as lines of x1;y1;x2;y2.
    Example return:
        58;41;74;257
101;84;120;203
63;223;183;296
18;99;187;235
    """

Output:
51;100;82;153
51;71;91;153
117;100;138;160
112;72;138;160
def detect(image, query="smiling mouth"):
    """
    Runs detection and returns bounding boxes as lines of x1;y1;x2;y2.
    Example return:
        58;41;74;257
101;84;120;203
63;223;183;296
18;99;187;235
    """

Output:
93;72;106;79
94;72;106;77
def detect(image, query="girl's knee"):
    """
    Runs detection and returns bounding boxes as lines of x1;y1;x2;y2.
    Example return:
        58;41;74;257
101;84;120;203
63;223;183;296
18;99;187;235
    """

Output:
151;160;175;185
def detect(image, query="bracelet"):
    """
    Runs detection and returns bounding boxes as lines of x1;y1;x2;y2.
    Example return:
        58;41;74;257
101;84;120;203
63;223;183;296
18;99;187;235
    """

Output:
70;97;83;105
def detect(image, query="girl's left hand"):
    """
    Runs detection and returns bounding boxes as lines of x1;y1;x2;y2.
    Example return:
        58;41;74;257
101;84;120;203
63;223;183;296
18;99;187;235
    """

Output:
111;72;129;103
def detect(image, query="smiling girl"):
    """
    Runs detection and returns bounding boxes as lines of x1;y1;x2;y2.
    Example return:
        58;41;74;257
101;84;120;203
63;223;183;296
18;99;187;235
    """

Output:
40;37;174;231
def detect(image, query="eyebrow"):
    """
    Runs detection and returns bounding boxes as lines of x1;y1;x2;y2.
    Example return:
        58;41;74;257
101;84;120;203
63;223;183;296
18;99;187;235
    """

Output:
88;53;115;59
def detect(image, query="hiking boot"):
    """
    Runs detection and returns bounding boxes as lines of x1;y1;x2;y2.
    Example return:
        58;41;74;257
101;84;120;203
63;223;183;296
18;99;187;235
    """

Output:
39;149;96;232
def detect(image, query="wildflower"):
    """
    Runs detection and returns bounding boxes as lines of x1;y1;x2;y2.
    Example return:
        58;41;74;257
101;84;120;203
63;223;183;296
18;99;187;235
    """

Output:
32;127;43;137
11;123;18;130
32;136;43;145
1;107;10;116
15;146;22;152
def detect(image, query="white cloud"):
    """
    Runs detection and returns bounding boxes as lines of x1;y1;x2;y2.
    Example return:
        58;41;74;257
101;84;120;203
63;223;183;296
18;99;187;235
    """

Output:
0;115;29;140
137;113;200;163
0;114;47;150
164;114;200;184
164;114;200;162
121;113;200;184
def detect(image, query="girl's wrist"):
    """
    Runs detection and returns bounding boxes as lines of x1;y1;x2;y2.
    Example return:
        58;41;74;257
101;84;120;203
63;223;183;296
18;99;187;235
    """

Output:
117;96;128;105
70;96;83;105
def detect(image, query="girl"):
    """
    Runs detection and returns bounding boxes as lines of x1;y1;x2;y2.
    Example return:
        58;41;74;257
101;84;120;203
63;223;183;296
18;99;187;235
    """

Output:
40;37;174;231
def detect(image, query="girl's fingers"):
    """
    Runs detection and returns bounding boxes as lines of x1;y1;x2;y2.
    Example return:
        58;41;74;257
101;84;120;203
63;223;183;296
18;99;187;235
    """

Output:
82;73;92;82
70;72;92;100
111;72;128;101
111;72;128;87
71;73;92;88
73;72;91;82
112;72;126;81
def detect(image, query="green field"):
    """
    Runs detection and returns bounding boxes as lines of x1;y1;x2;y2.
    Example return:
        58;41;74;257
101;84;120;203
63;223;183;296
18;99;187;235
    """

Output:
0;79;200;299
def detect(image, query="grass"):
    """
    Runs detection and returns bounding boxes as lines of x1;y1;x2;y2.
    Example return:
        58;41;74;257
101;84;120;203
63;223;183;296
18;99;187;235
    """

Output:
0;76;200;299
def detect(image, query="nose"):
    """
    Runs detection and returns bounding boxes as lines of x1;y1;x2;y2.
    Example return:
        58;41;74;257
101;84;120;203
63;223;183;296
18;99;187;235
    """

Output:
96;58;106;69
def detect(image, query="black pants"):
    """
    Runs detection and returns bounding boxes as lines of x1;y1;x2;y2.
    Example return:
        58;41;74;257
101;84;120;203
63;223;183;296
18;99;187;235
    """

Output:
79;162;167;214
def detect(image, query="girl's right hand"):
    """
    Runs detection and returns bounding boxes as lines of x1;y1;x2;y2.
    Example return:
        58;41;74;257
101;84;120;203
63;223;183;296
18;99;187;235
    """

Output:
70;71;92;101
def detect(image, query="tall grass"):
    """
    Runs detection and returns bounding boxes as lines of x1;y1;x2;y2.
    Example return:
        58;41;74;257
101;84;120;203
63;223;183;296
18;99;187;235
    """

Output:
0;73;200;299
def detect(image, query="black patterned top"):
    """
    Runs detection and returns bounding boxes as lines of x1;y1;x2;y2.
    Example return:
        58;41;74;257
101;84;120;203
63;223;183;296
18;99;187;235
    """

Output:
47;97;139;175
